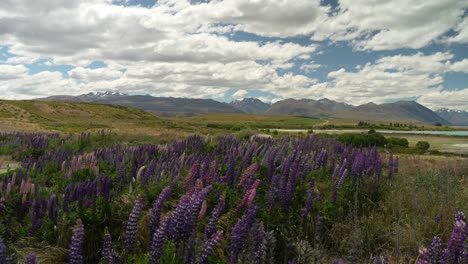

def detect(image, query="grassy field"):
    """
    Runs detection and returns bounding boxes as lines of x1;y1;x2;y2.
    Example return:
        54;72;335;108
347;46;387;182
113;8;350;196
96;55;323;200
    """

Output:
0;100;199;136
172;113;326;130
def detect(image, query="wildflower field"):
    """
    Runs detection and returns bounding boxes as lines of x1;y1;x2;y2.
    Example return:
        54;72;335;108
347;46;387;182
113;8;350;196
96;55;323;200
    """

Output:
0;131;467;263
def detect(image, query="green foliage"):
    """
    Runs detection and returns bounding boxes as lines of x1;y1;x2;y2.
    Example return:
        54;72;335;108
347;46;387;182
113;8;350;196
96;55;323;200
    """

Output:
337;132;387;147
386;137;409;148
415;141;430;151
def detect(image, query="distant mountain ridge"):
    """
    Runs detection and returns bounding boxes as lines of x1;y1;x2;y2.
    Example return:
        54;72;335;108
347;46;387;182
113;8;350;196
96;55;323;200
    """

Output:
436;109;468;126
229;98;271;114
335;101;449;124
36;91;453;124
267;98;352;117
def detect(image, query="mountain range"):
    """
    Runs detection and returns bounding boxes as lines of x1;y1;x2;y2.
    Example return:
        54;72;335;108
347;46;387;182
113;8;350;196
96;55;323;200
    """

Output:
435;109;468;126
36;92;465;125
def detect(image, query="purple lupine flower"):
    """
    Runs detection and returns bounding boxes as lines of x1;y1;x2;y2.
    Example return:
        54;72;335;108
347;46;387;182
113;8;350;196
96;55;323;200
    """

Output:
25;253;36;264
26;219;43;237
333;259;345;264
447;214;466;263
394;156;399;174
0;237;6;263
101;229;113;264
267;174;280;212
169;194;191;242
124;198;144;253
205;198;225;239
301;178;315;219
316;215;323;238
229;205;258;264
417;247;429;264
149;216;171;264
149;187;172;236
47;194;58;225
429;236;442;263
252;221;266;262
184;232;197;264
388;153;394;180
69;220;85;264
185;186;212;237
225;156;237;187
198;231;223;264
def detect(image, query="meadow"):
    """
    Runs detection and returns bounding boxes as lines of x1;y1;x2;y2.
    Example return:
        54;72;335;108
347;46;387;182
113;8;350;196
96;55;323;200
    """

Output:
1;101;468;263
0;129;467;264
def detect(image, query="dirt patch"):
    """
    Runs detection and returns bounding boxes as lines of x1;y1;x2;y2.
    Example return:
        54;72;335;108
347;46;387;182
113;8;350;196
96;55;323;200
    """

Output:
0;156;21;174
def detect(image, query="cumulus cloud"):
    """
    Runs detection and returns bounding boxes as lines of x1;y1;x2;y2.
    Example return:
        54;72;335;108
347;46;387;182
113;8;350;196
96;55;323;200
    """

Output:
313;0;468;50
319;52;464;105
232;89;248;99
69;67;122;81
0;0;466;111
418;88;468;111
0;64;28;80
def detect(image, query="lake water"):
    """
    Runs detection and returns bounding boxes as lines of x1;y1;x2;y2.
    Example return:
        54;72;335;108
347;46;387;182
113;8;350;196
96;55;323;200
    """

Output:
375;130;468;136
273;129;468;136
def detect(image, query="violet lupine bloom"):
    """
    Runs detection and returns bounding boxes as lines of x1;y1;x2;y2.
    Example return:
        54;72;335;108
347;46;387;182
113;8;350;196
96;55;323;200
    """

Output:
267;174;280;212
0;237;6;263
101;229;113;264
149;187;172;236
429;236;442;263
205;198;225;239
316;215;323;238
333;259;345;264
447;213;467;263
25;253;36;264
47;194;58;225
169;194;191;242
198;231;223;264
124;198;144;253
69;220;85;264
332;168;348;204
149;216;171;264
229;205;258;264
394;156;399;174
388;153;394;180
301;178;315;219
417;247;429;264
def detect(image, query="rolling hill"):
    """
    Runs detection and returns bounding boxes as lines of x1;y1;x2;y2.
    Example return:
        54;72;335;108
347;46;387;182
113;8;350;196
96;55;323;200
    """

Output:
37;92;243;117
0;100;182;133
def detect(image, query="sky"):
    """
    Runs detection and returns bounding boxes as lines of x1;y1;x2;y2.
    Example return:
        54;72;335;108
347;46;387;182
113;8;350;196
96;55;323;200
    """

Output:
0;0;467;110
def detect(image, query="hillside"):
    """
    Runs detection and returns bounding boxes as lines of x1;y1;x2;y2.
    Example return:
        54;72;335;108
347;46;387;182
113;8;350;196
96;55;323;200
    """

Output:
335;101;450;124
38;93;243;116
436;109;468;126
229;98;271;114
266;98;352;117
0;100;182;133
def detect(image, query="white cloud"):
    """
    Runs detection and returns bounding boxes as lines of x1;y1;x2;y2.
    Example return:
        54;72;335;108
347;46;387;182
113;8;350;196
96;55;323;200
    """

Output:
445;16;468;44
313;0;468;50
69;67;122;81
232;89;248;99
319;52;464;106
0;64;28;80
418;88;468;111
0;0;466;112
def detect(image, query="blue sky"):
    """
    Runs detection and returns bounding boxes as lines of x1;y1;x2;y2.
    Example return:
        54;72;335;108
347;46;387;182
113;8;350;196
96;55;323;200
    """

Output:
0;0;467;110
